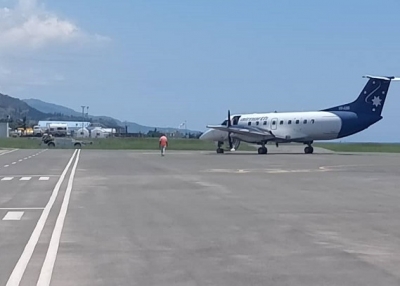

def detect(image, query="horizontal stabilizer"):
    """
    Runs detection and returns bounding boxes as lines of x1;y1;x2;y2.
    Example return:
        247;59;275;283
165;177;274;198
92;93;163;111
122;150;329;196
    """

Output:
363;75;400;81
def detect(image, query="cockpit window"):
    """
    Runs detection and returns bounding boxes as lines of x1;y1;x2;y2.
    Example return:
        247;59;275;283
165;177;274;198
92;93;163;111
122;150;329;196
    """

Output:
221;120;228;125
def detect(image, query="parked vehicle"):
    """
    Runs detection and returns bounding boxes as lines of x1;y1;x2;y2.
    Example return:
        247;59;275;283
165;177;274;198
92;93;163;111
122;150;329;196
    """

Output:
41;134;91;148
46;123;69;137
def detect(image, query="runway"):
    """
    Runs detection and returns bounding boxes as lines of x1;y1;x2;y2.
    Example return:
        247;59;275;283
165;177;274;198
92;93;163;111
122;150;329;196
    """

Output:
1;148;400;285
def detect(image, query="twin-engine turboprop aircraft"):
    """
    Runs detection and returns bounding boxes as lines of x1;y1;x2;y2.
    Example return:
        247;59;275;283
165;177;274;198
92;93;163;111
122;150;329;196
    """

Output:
199;75;399;154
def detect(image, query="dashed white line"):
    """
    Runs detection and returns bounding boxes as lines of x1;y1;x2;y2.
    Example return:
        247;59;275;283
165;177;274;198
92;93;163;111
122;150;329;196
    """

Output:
2;150;49;169
3;175;57;177
3;211;24;221
0;176;56;182
5;149;78;286
0;208;44;210
37;149;81;286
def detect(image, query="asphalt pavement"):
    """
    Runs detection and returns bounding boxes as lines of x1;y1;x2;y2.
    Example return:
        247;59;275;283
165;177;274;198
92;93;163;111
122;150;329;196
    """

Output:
1;147;400;285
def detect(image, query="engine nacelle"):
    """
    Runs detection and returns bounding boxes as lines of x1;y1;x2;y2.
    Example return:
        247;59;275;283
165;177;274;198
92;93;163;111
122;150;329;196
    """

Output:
215;138;241;150
232;138;241;149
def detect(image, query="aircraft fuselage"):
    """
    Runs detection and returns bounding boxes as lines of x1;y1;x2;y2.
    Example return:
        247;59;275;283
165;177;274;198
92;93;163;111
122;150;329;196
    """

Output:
200;75;396;154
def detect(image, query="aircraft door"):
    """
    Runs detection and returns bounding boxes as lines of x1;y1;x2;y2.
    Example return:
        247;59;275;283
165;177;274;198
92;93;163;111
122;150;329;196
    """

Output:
271;118;278;130
232;115;241;125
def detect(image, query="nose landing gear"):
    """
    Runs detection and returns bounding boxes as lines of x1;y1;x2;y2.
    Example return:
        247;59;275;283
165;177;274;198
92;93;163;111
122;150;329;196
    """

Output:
216;141;224;154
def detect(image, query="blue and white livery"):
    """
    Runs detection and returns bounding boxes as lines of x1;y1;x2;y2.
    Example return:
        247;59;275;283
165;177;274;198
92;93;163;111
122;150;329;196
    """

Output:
199;75;399;154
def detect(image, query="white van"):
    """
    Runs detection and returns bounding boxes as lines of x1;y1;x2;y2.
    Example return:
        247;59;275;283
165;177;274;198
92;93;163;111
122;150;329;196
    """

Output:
33;125;43;136
47;123;69;137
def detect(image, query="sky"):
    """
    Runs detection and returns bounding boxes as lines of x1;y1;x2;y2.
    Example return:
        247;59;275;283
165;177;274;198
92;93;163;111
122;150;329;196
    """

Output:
0;0;400;142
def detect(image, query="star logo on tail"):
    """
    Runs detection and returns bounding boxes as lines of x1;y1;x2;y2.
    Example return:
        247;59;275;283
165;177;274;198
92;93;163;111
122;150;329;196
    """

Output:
372;96;382;107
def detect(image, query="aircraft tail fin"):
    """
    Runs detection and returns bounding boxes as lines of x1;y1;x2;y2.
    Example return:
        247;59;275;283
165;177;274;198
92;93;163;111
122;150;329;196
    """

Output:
322;75;400;116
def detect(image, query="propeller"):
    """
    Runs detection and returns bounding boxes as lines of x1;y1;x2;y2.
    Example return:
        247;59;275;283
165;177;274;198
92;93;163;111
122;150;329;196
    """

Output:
227;110;235;151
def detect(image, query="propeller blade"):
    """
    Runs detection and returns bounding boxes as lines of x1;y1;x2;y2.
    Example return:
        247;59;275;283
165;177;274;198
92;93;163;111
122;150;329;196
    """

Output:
227;109;233;149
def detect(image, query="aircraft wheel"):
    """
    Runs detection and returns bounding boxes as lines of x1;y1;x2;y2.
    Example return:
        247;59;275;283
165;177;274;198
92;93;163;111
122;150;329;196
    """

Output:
258;147;267;154
304;146;314;154
216;148;224;154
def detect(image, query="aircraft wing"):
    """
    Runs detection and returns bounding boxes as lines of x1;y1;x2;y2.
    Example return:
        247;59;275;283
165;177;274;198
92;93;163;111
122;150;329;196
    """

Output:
206;125;309;141
206;125;274;137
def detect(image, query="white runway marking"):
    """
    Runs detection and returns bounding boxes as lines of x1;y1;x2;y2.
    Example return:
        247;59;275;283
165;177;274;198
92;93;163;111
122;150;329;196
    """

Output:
203;168;335;174
2;150;48;169
37;149;81;286
2;175;57;177
0;208;44;210
3;211;24;221
4;165;9;167
5;149;78;286
0;149;18;156
0;176;56;182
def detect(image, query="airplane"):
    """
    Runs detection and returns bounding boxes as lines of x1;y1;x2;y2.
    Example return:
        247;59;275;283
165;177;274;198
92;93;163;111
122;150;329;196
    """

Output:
199;75;399;154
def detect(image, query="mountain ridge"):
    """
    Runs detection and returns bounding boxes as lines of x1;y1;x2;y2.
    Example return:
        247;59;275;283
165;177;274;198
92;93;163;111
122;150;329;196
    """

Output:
22;98;200;134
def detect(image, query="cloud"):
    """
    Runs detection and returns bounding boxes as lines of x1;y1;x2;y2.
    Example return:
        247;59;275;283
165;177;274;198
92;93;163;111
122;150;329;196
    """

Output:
0;0;110;53
0;0;110;93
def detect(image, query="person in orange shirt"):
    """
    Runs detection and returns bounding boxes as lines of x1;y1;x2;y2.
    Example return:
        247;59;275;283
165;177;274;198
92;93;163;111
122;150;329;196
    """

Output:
159;134;168;156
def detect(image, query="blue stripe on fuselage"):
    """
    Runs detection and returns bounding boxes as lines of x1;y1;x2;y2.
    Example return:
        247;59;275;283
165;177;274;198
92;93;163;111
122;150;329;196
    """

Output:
328;111;382;138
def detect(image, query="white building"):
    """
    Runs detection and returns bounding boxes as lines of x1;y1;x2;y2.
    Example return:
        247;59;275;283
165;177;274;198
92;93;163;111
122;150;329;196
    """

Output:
37;121;91;131
76;128;90;138
91;128;108;138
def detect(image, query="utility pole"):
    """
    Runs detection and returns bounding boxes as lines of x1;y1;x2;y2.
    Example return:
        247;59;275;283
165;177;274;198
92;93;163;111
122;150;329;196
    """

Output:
81;106;89;136
81;106;85;131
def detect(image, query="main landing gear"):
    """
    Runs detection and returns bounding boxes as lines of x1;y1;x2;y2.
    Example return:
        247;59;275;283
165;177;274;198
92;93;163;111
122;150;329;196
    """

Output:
304;142;314;154
257;143;267;154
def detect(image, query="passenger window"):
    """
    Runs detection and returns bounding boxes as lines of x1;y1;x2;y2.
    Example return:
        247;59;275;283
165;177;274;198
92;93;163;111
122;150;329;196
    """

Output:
303;119;307;124
256;121;259;125
296;120;299;124
263;121;267;125
311;119;315;124
288;120;292;124
248;122;251;126
280;120;283;125
272;120;276;125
